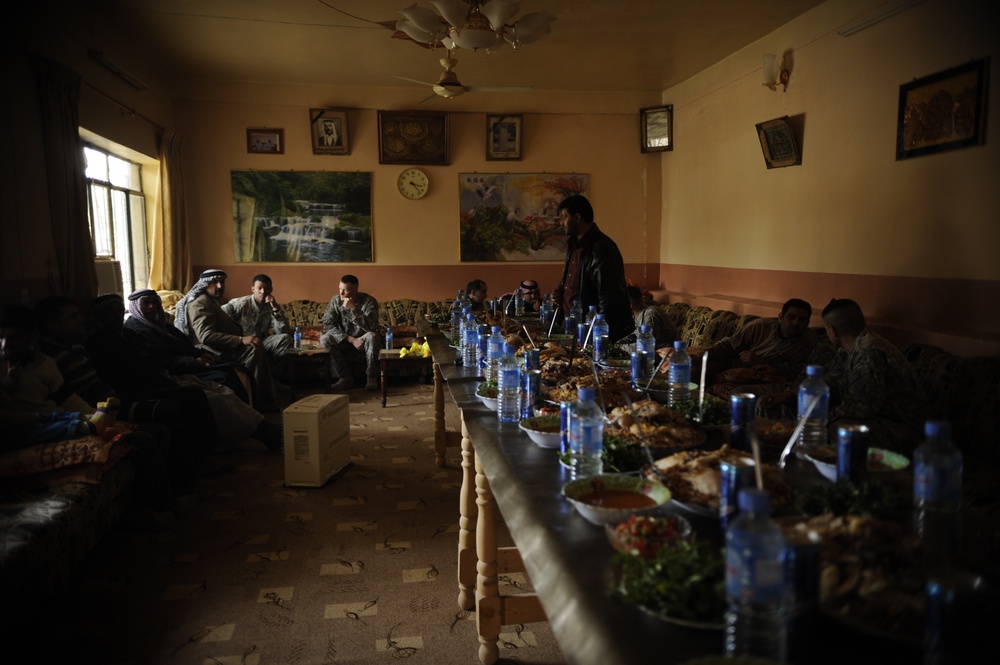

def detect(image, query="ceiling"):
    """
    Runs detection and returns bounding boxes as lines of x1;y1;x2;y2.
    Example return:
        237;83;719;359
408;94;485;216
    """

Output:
83;0;826;107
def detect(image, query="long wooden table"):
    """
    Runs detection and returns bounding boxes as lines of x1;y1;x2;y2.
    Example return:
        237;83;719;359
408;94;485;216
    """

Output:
423;327;925;665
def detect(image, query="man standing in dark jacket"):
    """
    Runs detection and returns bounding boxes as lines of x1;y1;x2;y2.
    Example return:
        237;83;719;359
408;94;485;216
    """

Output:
552;195;633;342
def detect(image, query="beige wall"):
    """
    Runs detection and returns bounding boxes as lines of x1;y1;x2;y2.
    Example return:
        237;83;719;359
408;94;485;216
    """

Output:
177;103;662;300
656;0;999;352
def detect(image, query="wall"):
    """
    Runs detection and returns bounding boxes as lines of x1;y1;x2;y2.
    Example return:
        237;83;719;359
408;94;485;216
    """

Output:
177;101;661;302
656;0;1000;354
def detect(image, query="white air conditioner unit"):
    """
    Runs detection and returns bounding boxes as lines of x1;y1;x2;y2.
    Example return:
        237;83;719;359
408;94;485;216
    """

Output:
95;258;124;296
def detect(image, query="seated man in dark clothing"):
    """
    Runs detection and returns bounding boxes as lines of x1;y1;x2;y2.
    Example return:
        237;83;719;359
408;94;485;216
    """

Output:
692;298;818;392
86;294;281;453
124;289;250;402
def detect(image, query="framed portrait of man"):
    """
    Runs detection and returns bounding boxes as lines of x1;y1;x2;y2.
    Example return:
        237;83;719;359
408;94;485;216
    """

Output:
310;108;350;155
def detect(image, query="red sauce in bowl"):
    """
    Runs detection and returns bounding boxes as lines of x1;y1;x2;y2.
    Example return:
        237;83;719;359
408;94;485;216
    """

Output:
578;489;657;509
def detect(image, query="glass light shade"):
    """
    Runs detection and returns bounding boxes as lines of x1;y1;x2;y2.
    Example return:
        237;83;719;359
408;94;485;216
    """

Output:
480;0;520;29
399;3;444;34
450;26;501;50
430;0;471;29
510;11;555;44
396;19;435;44
762;53;779;85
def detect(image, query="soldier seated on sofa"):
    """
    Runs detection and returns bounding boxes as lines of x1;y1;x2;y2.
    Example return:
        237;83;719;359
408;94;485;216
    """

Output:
221;273;292;377
320;274;382;392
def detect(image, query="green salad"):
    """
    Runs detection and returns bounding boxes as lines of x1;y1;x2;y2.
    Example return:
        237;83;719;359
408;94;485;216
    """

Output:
798;479;910;524
615;537;726;624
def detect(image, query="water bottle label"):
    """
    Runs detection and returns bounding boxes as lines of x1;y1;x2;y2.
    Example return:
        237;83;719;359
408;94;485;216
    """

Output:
914;461;961;506
668;365;690;385
798;391;828;418
726;546;786;602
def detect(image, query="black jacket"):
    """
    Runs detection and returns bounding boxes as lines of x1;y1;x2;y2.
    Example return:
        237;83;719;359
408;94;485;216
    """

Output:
555;224;633;342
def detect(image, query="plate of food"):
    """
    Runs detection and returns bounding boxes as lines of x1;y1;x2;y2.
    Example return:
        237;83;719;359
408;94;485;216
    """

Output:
605;399;707;454
562;474;672;526
476;380;498;411
802;446;911;482
519;414;560;449
597;358;632;370
605;514;692;558
613;536;726;630
644;445;795;519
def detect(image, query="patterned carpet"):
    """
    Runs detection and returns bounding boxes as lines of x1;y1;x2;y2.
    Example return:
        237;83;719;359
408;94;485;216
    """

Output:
25;378;565;665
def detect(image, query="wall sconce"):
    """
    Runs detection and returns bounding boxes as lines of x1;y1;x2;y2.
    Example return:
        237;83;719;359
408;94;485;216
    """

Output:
762;53;790;92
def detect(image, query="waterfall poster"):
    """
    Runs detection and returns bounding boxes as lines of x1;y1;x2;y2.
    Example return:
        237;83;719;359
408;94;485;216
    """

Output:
231;171;373;262
458;173;588;262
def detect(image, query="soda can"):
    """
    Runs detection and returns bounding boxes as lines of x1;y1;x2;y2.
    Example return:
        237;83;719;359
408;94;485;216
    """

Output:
719;457;756;531
577;322;587;347
525;348;541;371
784;531;821;631
631;351;645;385
925;570;994;664
520;369;541;420
837;423;870;483
729;392;757;452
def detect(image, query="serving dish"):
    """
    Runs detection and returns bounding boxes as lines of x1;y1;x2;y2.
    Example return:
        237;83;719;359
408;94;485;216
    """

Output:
605;514;692;558
562;474;671;526
803;447;910;482
519;414;560;449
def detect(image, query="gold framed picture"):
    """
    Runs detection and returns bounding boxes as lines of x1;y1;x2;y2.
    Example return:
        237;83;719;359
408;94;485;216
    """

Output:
486;114;523;161
310;108;350;155
246;128;284;154
640;105;672;153
377;110;449;165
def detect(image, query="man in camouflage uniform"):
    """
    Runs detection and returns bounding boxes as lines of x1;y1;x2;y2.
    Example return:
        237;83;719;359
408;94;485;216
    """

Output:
320;274;382;391
221;274;292;372
821;298;928;453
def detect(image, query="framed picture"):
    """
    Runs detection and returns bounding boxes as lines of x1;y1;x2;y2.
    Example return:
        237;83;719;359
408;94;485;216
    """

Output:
755;116;801;169
310;108;350;155
377;110;449;165
231;170;373;263
246;128;284;154
486;114;523;160
896;58;989;160
640;105;673;153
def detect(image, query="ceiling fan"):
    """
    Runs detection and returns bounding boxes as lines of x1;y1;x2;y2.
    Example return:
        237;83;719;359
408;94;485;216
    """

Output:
394;51;532;100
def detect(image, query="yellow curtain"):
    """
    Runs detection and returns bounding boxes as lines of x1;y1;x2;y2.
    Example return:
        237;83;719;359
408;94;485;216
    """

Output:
148;129;192;292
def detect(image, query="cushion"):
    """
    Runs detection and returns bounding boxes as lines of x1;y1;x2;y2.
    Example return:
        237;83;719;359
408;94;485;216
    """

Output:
0;427;133;480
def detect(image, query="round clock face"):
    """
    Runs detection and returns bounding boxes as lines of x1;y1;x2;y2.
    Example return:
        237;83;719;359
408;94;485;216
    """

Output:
397;168;429;200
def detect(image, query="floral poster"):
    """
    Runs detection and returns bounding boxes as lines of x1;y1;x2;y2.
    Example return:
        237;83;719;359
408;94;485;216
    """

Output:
458;173;589;262
232;170;373;262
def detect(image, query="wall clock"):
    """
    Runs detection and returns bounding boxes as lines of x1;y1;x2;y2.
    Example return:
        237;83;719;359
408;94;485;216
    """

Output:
397;168;429;200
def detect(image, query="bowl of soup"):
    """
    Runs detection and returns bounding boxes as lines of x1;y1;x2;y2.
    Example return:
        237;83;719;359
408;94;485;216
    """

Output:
562;474;672;526
519;414;561;448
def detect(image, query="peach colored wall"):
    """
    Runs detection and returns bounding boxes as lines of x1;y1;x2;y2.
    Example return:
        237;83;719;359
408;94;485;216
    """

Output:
177;104;661;300
656;0;1000;353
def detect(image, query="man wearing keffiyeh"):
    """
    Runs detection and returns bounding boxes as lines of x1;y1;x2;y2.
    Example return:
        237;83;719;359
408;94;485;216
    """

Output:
174;270;278;410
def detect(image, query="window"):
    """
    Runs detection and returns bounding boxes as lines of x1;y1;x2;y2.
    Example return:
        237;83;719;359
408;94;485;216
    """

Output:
83;144;149;296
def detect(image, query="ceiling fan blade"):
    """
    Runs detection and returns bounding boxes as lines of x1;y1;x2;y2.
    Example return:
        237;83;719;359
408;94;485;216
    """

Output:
465;86;534;93
417;92;442;104
393;75;436;87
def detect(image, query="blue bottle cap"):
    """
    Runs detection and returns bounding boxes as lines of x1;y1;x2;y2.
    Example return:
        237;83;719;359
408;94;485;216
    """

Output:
595;314;605;320
806;365;823;376
925;420;951;438
674;340;685;350
737;488;770;513
640;324;651;332
492;325;502;333
578;386;596;401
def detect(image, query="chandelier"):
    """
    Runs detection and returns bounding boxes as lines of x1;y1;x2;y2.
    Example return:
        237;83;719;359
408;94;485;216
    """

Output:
396;1;555;51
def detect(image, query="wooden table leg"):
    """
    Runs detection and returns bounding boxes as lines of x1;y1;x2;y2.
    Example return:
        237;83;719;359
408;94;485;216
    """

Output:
475;448;500;665
457;412;477;611
434;362;446;467
380;361;388;408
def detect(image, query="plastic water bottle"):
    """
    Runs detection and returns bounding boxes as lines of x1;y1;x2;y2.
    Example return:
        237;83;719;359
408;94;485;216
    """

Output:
636;325;657;378
293;326;302;349
483;326;503;383
584;305;597;325
725;489;788;662
912;421;963;552
797;365;830;450
497;343;521;423
449;290;465;345
462;314;479;369
540;293;554;327
667;340;692;409
591;314;610;362
566;298;583;336
568;386;604;478
477;324;489;368
384;328;393;350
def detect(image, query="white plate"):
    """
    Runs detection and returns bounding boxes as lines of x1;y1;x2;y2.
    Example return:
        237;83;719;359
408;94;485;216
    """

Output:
478;395;498;411
666;498;718;520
